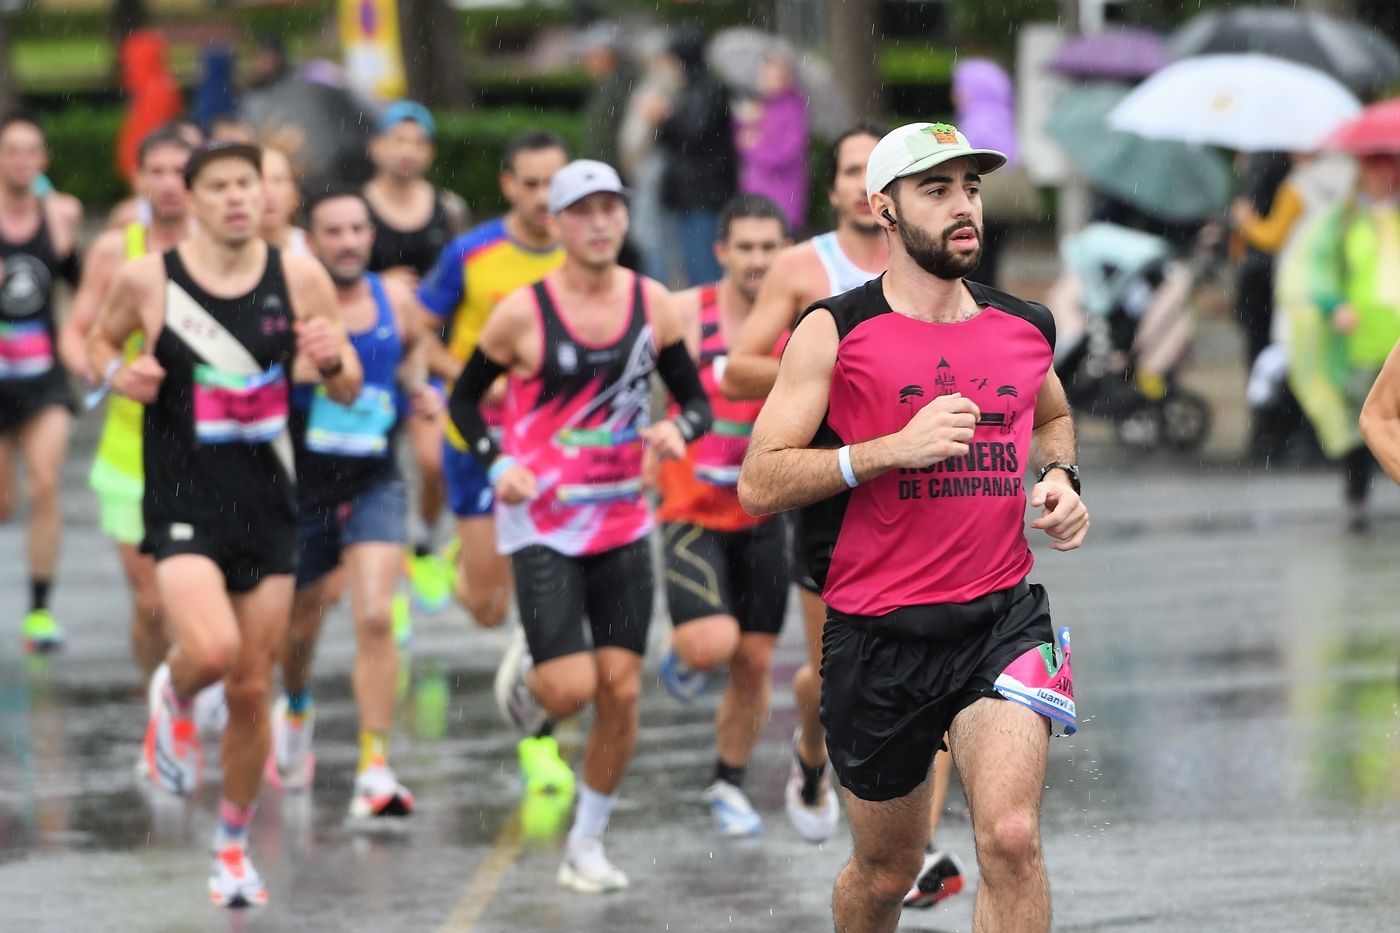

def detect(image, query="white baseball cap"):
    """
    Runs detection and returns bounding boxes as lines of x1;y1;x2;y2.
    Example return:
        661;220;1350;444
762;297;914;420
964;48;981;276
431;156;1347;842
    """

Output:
865;122;1007;198
549;159;630;214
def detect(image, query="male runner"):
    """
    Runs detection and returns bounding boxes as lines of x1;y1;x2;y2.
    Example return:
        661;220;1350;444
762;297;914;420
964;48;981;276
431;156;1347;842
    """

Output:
448;160;711;892
418;131;572;791
652;193;792;837
364;101;468;600
60;125;192;682
0;111;83;652
720;123;888;845
88;140;361;908
418;129;566;625
739;122;1088;933
269;187;436;824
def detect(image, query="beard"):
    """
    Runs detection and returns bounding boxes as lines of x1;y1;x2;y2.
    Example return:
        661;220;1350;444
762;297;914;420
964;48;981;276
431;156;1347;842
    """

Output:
327;255;367;287
899;219;983;280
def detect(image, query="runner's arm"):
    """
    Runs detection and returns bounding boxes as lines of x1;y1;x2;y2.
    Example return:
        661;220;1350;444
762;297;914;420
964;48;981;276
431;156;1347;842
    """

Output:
88;258;166;403
286;253;364;405
1027;369;1088;552
647;283;713;449
1361;339;1400;484
59;230;125;383
445;289;532;468
720;248;804;400
740;309;980;516
387;280;438;414
416;238;467;381
441;190;471;236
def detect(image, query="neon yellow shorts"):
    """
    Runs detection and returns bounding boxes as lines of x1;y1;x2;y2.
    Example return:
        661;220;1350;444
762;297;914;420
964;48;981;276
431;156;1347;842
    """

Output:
89;457;144;546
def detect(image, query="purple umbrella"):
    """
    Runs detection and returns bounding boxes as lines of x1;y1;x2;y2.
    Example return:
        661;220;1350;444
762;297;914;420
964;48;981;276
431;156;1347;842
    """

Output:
1047;29;1169;81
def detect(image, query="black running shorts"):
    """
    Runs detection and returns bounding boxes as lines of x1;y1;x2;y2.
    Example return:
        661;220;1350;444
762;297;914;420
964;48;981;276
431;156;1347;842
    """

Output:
511;538;654;664
0;375;74;435
821;580;1054;802
144;516;297;594
661;520;789;636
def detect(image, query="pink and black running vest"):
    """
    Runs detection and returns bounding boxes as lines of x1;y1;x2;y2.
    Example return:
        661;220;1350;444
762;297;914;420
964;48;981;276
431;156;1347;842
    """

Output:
496;272;656;557
801;276;1056;619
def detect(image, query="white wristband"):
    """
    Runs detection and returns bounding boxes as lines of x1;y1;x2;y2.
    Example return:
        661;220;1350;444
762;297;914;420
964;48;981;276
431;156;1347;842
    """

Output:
712;354;728;383
837;445;859;488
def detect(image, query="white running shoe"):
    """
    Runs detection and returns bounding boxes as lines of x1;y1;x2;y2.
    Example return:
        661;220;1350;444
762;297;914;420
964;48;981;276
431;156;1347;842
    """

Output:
347;759;415;824
784;734;839;843
142;663;202;795
266;696;315;792
207;843;269;909
494;625;546;735
557;836;629;893
193;681;228;739
704;780;763;837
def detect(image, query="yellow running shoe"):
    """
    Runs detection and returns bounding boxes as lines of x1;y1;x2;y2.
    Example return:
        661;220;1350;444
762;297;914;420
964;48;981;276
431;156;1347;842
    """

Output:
518;736;575;797
22;609;64;654
405;552;451;612
520;784;574;840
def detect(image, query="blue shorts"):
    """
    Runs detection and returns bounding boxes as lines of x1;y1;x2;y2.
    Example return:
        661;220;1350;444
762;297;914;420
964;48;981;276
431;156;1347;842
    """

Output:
296;477;408;589
443;442;495;519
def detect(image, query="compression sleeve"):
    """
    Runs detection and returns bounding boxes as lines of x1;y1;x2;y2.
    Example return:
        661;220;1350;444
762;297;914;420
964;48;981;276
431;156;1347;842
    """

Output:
447;348;507;464
655;338;713;442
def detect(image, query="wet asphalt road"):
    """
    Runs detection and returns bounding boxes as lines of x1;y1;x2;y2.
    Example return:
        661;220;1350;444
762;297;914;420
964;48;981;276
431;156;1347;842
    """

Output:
4;408;1400;932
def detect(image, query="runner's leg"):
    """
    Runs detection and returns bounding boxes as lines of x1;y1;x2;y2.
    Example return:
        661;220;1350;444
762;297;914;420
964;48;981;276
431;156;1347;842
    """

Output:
832;778;934;933
794;587;827;767
120;544;166;679
948;697;1051;933
454;515;512;628
224;575;296;807
157;555;242;695
409;411;446;549
284;579;330;698
18;406;69;598
0;433;15;521
344;541;401;734
715;633;775;767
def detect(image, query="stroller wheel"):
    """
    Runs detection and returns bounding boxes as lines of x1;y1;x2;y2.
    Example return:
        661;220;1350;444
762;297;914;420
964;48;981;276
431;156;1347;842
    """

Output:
1160;391;1211;453
1114;403;1162;451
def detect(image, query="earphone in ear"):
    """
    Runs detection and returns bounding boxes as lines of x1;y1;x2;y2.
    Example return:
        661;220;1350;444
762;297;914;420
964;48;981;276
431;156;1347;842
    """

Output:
881;208;897;226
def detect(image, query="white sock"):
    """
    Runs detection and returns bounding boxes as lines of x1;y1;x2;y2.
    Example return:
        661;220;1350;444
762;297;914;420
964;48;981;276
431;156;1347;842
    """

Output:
568;784;617;844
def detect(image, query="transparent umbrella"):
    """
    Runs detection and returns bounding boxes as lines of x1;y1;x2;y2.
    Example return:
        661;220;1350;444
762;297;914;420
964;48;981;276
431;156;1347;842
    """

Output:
706;28;852;138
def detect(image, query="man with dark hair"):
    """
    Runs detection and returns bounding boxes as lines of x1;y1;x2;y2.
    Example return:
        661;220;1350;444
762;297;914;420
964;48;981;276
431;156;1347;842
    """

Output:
652;193;791;837
719;121;888;846
363;101;468;604
417;130;573;793
59;125;193;687
88;140;361;908
269;186;438;827
0;110;83;652
739;122;1087;933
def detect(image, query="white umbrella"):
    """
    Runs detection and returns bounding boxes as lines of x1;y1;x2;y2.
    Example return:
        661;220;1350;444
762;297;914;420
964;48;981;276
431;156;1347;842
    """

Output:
1108;54;1361;152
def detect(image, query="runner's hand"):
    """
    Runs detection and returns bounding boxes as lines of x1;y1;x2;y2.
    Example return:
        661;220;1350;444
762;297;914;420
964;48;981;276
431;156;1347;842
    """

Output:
295;318;344;372
641;446;661;492
892;393;980;468
114;353;165;404
1029;478;1089;552
409;382;443;417
494;464;538;505
642;419;687;461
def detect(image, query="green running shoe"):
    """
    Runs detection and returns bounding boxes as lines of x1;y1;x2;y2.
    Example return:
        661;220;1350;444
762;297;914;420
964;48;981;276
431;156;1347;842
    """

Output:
518;736;575;797
22;609;64;654
392;592;413;648
405;552;451;612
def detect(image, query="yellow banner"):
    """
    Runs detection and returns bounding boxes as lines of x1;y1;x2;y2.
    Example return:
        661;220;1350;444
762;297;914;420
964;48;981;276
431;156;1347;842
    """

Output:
340;0;408;101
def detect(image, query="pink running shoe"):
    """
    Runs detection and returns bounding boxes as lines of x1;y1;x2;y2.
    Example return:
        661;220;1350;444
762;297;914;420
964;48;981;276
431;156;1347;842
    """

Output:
993;627;1076;736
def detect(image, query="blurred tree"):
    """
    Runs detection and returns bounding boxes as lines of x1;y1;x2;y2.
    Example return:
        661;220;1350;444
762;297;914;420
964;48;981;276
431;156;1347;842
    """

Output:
0;12;12;114
400;0;471;107
828;0;880;114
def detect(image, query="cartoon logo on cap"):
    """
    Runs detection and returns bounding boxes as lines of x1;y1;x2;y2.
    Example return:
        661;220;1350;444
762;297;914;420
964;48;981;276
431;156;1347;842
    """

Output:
926;124;960;145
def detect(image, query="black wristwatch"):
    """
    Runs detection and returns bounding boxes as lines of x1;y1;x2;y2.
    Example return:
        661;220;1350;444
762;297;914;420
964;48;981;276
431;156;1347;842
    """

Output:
1037;462;1081;495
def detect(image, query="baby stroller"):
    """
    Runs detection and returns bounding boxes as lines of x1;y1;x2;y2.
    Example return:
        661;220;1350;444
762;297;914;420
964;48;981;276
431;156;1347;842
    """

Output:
1044;222;1212;453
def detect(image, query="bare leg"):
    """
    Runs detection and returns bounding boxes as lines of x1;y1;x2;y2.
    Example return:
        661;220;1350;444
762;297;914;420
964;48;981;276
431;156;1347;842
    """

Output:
794;587;827;766
715;633;775;768
223;575;296;807
409;413;445;541
927;746;952;845
580;648;642;795
670;614;739;672
529;652;597;720
832;779;933;933
949;698;1051;933
454;516;512;628
343;542;401;733
156;555;242;697
119;543;167;680
0;433;15;522
284;579;330;697
18;407;70;583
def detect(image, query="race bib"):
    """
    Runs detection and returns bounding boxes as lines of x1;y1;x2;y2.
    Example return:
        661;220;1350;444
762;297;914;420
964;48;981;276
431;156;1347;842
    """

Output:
192;363;289;445
693;418;753;487
0;320;55;380
306;384;397;458
993;627;1076;737
554;426;645;504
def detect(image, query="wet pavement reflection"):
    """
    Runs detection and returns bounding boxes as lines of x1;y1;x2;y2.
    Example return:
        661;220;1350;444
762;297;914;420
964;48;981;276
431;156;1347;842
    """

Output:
3;437;1400;931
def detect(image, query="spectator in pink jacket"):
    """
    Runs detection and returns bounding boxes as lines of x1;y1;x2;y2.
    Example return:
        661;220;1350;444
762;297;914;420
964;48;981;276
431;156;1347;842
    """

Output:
735;50;808;234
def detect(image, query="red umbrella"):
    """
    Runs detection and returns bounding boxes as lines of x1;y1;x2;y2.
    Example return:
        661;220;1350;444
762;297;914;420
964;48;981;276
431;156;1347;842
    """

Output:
1328;99;1400;154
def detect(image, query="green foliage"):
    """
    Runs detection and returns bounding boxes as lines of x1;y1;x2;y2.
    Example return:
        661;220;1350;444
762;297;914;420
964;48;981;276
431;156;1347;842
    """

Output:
949;0;1059;49
40;105;127;206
